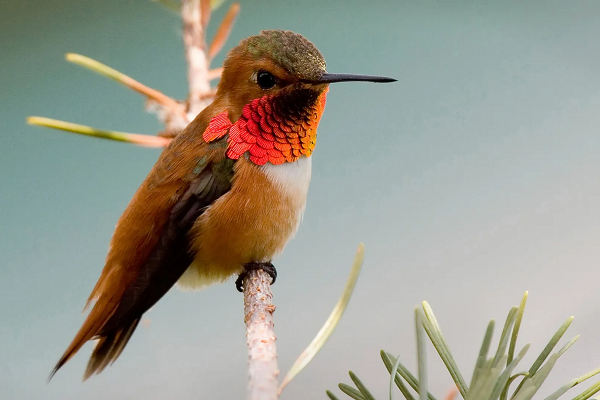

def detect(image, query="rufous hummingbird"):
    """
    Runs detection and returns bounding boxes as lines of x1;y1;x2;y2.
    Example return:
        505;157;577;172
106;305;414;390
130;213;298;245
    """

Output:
50;30;395;380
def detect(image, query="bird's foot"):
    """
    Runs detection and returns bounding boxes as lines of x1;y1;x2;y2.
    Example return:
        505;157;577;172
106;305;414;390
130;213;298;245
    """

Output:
235;262;277;292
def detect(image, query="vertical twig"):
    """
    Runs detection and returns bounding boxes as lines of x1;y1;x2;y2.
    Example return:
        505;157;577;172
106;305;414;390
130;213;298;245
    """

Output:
244;270;279;400
182;0;213;118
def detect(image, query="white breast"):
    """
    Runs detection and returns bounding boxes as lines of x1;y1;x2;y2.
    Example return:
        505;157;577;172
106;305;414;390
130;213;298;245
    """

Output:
259;156;312;234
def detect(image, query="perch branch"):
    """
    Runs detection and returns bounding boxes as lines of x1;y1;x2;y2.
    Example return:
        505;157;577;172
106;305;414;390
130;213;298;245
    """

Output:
244;269;279;400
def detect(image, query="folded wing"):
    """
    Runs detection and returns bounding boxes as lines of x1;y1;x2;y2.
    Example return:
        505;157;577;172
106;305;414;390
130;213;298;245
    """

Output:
50;136;234;380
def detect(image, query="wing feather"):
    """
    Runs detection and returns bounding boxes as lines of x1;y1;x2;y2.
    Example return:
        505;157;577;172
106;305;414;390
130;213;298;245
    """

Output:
50;118;234;379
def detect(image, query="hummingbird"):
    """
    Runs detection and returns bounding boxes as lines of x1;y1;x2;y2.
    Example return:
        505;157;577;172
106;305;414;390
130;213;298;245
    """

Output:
50;30;395;380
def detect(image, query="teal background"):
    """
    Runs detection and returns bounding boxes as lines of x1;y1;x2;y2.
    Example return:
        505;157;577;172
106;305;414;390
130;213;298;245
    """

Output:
3;0;600;398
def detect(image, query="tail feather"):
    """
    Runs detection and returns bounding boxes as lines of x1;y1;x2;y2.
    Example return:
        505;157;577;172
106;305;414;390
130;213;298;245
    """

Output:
83;319;140;380
48;296;120;381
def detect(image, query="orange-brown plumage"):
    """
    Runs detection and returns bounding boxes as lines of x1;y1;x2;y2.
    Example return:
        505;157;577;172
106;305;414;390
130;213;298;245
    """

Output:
181;156;309;287
50;103;223;378
51;29;395;380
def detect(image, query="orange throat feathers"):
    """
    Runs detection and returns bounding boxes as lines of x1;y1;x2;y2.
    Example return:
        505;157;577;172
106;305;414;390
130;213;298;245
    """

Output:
204;87;328;165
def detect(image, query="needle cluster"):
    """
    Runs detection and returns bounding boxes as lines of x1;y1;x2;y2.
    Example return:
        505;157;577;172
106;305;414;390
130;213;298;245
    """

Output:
327;292;600;400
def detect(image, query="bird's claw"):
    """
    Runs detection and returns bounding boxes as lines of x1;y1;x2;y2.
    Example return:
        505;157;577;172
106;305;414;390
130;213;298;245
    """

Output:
235;262;277;292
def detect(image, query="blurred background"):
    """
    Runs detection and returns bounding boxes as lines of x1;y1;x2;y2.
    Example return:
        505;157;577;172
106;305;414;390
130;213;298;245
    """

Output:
3;0;600;398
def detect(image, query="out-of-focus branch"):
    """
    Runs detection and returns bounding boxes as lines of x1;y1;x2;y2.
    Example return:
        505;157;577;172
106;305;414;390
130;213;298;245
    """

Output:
66;53;188;122
208;67;224;80
28;1;237;145
244;269;279;400
182;0;213;117
26;117;171;147
208;2;240;61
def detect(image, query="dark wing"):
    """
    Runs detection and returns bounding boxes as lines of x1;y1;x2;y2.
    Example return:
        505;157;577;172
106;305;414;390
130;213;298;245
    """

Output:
50;147;234;380
83;160;233;378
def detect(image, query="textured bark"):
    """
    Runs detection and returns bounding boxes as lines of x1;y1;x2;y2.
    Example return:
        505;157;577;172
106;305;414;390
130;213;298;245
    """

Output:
244;269;279;400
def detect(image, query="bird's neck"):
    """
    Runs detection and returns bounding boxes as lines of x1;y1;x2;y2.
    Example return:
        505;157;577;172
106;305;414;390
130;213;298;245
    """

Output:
201;89;328;166
258;156;312;200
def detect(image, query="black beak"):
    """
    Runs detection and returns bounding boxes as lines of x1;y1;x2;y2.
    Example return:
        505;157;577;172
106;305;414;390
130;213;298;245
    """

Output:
311;73;397;84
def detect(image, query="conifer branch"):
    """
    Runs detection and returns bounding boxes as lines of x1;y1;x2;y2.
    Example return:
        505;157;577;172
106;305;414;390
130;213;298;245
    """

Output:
330;293;600;400
244;269;279;400
27;0;235;144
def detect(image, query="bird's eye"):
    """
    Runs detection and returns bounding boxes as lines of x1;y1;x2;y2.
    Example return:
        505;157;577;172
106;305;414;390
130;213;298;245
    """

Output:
256;70;277;89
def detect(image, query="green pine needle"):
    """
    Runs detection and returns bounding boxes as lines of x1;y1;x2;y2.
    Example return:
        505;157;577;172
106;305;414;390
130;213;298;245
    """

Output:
511;317;575;397
530;317;574;375
389;354;404;400
349;371;377;400
279;244;365;393
494;308;518;367
557;336;579;358
339;383;367;400
507;293;528;366
421;302;468;397
544;367;600;400
328;390;343;400
415;309;428;400
472;320;496;386
382;351;435;400
570;380;600;400
327;293;600;400
26;117;170;147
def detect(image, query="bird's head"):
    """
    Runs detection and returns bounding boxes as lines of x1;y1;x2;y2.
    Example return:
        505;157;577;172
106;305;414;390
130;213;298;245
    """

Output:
214;30;395;164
